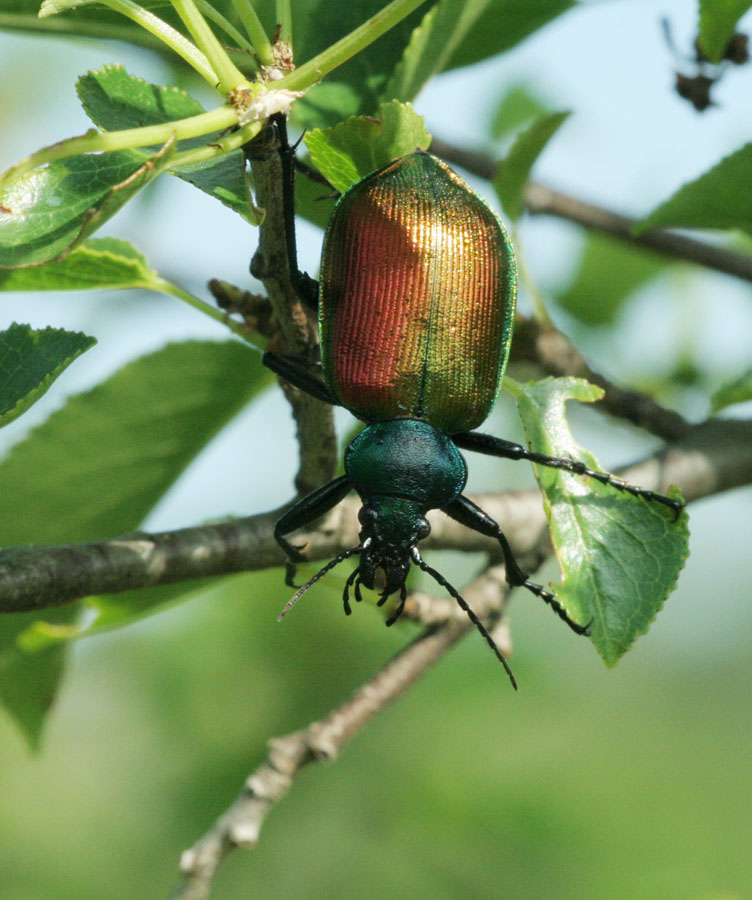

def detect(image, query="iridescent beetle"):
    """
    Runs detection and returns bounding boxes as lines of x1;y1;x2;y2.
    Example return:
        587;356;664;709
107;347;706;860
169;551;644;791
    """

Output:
263;138;683;687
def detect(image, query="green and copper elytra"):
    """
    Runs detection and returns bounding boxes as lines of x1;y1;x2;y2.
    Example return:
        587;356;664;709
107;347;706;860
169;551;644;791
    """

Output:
263;122;684;688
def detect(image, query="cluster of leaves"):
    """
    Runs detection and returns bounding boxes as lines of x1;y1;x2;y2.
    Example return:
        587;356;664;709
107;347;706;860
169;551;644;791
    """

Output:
0;0;749;748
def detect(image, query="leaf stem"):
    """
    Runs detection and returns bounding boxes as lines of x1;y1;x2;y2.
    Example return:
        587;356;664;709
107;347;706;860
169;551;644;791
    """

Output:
169;0;251;93
170;121;262;168
230;0;274;65
79;0;217;84
154;277;265;347
276;0;428;92
194;0;255;53
0;106;240;189
276;0;292;46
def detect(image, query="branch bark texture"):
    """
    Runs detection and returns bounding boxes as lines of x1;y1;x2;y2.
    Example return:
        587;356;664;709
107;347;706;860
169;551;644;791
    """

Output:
1;416;750;615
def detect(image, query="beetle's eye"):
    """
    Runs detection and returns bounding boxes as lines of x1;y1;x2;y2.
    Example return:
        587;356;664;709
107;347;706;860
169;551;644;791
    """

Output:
416;518;430;540
358;506;376;526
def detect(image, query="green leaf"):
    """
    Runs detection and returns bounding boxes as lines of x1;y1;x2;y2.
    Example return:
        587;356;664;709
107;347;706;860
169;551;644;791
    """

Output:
382;0;490;102
490;84;549;141
698;0;752;62
0;141;175;268
0;340;268;546
0;613;68;751
76;65;257;223
0;340;269;743
556;233;668;326
304;100;431;192
446;0;575;70
0;323;96;427
0;238;155;291
493;110;570;220
711;367;752;411
636;142;752;236
515;377;689;666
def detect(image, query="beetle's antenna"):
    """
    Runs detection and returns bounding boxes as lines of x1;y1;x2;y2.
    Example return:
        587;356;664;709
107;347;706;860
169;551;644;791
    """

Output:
411;549;517;690
278;545;362;621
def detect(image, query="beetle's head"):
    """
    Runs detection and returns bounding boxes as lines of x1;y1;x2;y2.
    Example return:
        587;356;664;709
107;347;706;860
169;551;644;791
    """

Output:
356;497;429;596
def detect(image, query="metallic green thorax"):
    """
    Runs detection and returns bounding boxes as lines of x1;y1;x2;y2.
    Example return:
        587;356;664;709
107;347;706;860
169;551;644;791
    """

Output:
345;420;467;594
319;151;517;434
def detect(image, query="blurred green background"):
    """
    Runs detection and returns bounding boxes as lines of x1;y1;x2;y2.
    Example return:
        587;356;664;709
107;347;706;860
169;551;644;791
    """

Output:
1;1;751;898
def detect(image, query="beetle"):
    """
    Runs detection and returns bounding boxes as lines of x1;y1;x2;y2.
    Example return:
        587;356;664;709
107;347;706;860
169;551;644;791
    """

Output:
262;138;683;687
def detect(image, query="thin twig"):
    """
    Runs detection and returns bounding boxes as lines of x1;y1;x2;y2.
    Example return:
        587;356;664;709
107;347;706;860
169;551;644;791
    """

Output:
429;137;752;285
511;316;692;442
1;417;751;615
170;568;511;900
245;122;336;493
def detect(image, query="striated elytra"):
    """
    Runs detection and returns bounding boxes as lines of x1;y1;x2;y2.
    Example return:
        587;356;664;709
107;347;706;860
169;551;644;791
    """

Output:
263;138;683;688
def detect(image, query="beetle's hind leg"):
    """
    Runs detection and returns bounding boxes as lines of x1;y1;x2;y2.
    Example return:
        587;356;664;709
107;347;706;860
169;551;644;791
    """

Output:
444;495;591;637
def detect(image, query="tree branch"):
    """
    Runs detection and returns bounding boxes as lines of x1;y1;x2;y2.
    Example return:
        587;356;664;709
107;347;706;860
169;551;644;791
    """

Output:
170;568;512;900
245;123;336;494
429;137;752;285
511;316;692;442
1;417;750;615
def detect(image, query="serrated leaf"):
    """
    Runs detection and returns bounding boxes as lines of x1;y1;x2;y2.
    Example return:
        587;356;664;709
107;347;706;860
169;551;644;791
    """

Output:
0;238;154;291
304;101;431;192
0;323;96;427
493;110;570;221
636;142;752;236
0;140;175;268
711;366;752;411
515;377;689;666
556;233;668;326
490;84;549;141
0;340;269;744
382;0;490;103
77;65;257;222
698;0;752;62
446;0;574;70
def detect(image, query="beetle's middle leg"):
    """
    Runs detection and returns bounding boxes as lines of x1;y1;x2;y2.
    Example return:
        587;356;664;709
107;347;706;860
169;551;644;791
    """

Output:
443;495;590;636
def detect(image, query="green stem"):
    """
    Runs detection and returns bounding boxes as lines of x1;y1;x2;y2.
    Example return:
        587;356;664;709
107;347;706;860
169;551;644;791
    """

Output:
230;0;274;65
502;375;524;399
154;278;265;348
194;0;255;53
276;0;292;46
170;120;262;168
170;0;251;93
0;106;239;189
92;0;217;84
513;227;551;326
277;0;428;92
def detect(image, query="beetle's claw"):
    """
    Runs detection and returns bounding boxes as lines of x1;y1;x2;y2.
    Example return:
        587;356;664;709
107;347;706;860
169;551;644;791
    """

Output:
284;560;300;588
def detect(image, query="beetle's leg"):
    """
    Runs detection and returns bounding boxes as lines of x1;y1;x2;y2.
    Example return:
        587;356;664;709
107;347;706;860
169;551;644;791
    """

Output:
272;113;320;311
263;351;341;406
453;430;684;518
274;475;353;586
385;583;408;627
443;495;591;636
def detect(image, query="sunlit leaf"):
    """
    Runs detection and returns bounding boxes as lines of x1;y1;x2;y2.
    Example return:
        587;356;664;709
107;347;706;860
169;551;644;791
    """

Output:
305;101;430;192
0;323;95;427
636;142;752;236
711;366;752;411
493;110;570;220
698;0;752;62
515;377;689;665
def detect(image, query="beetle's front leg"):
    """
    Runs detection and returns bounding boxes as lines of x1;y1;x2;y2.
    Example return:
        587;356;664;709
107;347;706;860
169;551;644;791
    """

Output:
443;495;591;636
274;475;353;586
